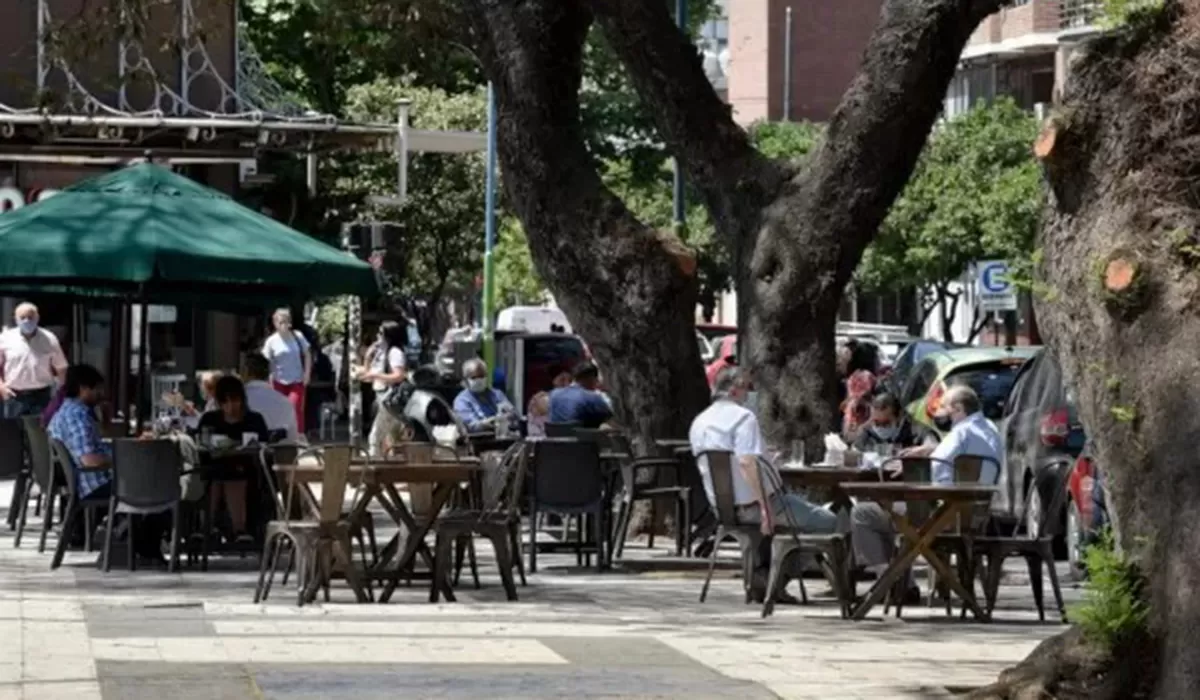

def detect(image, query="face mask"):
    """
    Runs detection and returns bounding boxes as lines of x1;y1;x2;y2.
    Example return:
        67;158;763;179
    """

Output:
17;319;36;335
873;425;899;441
934;414;954;432
467;378;488;394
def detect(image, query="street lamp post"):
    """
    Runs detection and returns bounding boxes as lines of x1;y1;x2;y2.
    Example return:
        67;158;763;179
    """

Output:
481;82;499;372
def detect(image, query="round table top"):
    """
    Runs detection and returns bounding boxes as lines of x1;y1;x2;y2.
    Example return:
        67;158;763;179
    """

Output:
839;482;997;502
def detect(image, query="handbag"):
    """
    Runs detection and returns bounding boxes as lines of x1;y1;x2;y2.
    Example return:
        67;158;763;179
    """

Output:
378;346;415;416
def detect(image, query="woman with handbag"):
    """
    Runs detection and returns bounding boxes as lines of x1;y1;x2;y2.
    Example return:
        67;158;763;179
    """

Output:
354;321;408;456
262;309;311;435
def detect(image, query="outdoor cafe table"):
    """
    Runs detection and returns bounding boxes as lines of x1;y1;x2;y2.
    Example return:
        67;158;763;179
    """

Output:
777;466;880;514
274;457;482;603
838;482;997;622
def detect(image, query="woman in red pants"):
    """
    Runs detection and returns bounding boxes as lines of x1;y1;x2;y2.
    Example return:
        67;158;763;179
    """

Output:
261;308;311;435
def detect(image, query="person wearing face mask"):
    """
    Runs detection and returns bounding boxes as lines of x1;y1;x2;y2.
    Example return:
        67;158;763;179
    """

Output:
453;358;514;433
0;302;68;419
849;385;1002;604
690;366;838;604
852;393;926;455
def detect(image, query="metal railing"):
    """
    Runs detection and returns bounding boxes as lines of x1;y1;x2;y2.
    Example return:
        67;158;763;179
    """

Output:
1060;0;1102;30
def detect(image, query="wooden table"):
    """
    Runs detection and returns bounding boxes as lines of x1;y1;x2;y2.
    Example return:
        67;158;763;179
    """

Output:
275;458;482;603
778;467;880;514
839;482;997;621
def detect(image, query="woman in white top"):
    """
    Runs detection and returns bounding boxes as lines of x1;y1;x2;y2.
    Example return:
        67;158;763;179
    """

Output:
355;321;408;456
261;309;311;435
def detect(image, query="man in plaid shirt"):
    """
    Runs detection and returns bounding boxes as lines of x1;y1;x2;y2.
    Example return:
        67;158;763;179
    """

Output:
48;365;167;564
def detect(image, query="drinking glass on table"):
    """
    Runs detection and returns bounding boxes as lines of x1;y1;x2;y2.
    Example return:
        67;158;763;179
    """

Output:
790;440;806;468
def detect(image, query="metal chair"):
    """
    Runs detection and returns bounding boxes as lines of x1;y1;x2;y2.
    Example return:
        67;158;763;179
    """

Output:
102;439;185;572
697;450;763;604
527;437;606;573
49;439;110;570
15;416;53;549
605;432;692;558
544;422;580;438
0;418;26;530
435;442;530;602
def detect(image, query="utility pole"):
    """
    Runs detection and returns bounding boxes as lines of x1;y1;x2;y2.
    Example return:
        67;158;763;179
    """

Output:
481;82;499;373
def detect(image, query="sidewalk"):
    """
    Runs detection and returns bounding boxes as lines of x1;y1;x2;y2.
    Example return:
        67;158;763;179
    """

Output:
0;480;1074;699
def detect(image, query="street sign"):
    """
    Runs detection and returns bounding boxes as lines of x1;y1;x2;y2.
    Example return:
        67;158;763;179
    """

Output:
975;260;1017;312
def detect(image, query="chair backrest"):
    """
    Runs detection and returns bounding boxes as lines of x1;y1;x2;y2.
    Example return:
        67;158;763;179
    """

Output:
953;454;1001;532
898;457;935;524
319;445;353;525
529;438;602;510
112;439;183;508
699;450;740;529
49;438;80;501
477;441;529;516
545;422;580;438
0;417;25;479
21;416;52;490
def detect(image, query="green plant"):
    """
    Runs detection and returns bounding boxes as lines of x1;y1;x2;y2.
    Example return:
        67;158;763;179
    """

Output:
1110;404;1137;423
1072;529;1149;650
1099;0;1167;30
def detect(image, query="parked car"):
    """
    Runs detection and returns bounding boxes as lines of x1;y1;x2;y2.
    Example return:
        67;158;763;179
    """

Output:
899;346;1039;434
495;332;589;413
993;348;1086;535
697;332;714;365
696;323;735;345
1066;442;1107;580
882;339;960;397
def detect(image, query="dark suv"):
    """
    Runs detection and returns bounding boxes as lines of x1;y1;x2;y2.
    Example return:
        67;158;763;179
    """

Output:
994;349;1087;548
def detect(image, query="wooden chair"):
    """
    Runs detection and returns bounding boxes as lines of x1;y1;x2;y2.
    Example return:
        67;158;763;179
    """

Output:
697;450;763;604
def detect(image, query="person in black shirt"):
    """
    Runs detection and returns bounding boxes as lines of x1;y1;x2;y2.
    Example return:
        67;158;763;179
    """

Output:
198;376;269;543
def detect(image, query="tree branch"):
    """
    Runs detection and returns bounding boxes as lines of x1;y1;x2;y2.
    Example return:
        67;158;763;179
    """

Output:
967;306;989;343
587;0;789;237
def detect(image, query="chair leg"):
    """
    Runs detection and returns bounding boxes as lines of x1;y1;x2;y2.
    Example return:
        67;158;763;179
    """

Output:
699;527;724;603
14;477;34;548
647;501;656;550
102;498;117;573
1026;552;1046;622
985;550;1006;617
593;509;604;574
527;501;538;575
453;536;467;586
201;494;216;572
761;548;793;618
263;537;291;602
680;496;691;558
430;531;454;604
34;492;43;517
39;473;57;555
613;498;632;560
84;509;95;553
168;506;182;573
488;531;519;602
127;515;136;572
8;472;26;530
1041;541;1068;623
467;537;480;589
254;535;276;603
509;521;527;587
50;505;75;570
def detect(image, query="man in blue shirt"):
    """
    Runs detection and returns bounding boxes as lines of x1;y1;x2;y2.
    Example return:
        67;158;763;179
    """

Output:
453;358;514;432
48;364;168;565
549;362;614;429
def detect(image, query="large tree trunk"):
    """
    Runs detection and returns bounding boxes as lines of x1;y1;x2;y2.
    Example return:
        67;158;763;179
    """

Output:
463;0;710;443
1010;2;1200;696
592;0;1003;452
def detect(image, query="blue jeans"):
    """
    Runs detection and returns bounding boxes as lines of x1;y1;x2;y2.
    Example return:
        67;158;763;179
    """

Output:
737;492;838;534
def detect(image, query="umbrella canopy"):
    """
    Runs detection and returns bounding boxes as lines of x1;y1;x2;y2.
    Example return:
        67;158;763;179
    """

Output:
0;163;378;304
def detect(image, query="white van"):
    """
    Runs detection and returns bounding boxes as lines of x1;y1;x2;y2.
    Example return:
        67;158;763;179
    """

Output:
496;306;572;335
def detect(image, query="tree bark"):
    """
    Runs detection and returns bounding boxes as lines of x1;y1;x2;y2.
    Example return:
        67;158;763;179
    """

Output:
462;0;710;443
590;0;1004;451
1031;2;1198;695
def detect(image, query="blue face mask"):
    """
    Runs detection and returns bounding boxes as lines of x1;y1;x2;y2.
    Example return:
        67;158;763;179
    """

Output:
17;319;36;335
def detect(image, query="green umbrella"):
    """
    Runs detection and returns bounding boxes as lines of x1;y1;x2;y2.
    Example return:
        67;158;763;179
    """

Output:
0;163;378;303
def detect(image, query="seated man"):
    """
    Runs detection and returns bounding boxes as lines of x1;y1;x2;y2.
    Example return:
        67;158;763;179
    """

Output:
690;366;837;602
453;358;514;432
850;385;1002;602
852;392;930;456
48;365;168;564
243;353;301;442
549;361;613;429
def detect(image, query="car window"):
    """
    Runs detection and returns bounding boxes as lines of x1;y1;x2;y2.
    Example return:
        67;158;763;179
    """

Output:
945;361;1026;420
1003;354;1038;417
903;359;939;406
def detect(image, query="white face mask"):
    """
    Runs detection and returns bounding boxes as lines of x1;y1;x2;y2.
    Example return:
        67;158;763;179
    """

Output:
873;425;899;441
467;377;488;394
17;319;36;335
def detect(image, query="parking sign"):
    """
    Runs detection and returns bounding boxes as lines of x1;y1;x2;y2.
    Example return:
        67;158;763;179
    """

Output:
975;260;1017;312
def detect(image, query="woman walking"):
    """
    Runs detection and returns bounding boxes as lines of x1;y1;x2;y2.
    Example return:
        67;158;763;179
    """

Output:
261;308;311;436
355;321;408;456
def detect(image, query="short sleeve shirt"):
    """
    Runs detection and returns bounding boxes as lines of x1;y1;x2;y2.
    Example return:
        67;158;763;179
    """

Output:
370;345;406;392
0;327;67;391
689;399;766;507
262;332;310;385
547;385;613;428
47;398;112;498
930;412;1003;485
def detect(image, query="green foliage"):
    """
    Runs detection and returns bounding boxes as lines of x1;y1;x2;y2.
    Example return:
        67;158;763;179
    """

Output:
1110;404;1137;423
856;98;1043;325
748;120;823;161
494;219;547;306
1098;0;1167;30
1072;529;1149;650
314;297;349;341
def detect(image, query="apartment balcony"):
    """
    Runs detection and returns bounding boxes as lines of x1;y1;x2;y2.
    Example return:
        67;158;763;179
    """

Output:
1060;0;1102;35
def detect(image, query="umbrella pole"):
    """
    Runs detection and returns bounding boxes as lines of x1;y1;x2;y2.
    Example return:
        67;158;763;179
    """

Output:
137;299;149;433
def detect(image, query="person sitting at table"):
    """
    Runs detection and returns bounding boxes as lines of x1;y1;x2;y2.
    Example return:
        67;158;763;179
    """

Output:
852;392;929;456
690;366;838;604
849;385;1002;604
453;358;514;433
527;372;572;439
48;364;170;565
242;354;300;442
181;371;221;429
549;362;613;429
198;375;270;545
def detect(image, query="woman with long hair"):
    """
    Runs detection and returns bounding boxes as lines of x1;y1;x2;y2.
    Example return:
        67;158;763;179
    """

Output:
261;308;311;435
355;321;408;456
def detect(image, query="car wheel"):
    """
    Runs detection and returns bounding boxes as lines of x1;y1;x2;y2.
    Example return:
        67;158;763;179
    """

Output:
1024;479;1043;537
1066;497;1086;581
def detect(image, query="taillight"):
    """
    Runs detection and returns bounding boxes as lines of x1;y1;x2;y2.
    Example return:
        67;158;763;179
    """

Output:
926;382;946;420
1073;455;1094;523
1040;408;1070;446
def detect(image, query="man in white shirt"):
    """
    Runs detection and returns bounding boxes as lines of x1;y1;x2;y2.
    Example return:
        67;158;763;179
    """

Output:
242;354;300;442
690;367;837;601
0;303;68;419
850;385;1002;601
